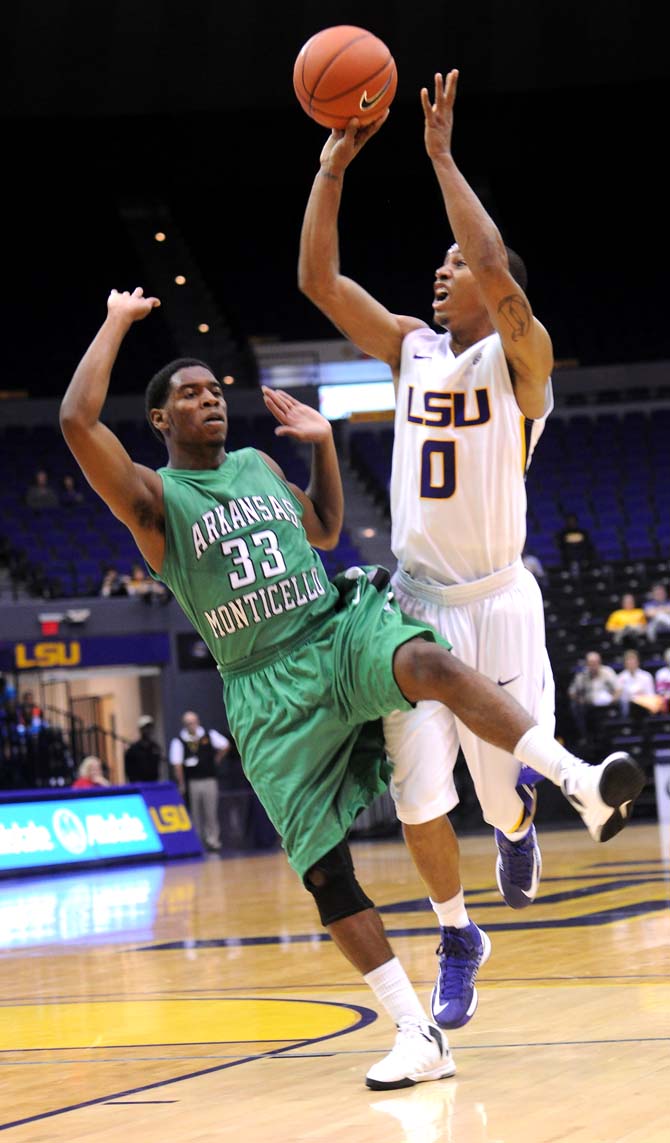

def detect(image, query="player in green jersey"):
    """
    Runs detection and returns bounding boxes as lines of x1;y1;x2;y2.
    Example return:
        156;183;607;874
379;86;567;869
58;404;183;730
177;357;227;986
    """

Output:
61;287;644;1091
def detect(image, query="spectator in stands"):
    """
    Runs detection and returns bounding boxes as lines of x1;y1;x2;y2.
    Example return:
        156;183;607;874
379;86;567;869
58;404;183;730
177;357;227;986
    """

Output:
556;513;596;575
568;651;619;747
99;564;127;597
605;592;647;646
72;755;110;788
24;468;59;510
169;710;230;851
18;690;43;731
654;648;670;711
643;583;670;643
124;715;163;782
616;649;654;719
521;549;546;586
60;473;84;506
123;561;168;602
123;562;151;595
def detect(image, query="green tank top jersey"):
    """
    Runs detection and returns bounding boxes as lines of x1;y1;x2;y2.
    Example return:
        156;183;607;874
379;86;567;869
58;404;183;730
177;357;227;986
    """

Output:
156;448;339;676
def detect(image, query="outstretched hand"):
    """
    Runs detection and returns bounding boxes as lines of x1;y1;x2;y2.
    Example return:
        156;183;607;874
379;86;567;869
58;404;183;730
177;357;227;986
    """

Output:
421;70;459;161
319;111;389;175
107;286;161;325
262;386;332;444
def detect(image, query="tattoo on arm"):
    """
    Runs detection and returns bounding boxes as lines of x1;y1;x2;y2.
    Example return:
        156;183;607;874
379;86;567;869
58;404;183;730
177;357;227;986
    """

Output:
498;293;531;341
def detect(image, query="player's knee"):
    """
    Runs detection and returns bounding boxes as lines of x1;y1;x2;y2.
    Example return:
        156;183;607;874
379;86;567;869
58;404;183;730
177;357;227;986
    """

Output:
303;840;374;927
394;637;452;702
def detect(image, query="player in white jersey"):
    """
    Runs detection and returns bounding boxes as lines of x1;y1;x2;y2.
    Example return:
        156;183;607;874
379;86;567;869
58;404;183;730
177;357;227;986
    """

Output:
299;70;560;1030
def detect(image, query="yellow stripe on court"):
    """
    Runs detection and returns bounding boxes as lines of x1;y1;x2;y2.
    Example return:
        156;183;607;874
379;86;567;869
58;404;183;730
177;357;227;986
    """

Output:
0;998;361;1051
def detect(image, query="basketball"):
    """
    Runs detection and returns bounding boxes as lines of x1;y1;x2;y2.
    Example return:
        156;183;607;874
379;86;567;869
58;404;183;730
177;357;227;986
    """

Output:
293;25;397;130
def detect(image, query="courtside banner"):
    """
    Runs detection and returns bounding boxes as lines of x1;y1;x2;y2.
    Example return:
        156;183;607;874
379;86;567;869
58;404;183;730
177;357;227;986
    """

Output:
0;633;171;672
137;782;203;857
0;792;163;873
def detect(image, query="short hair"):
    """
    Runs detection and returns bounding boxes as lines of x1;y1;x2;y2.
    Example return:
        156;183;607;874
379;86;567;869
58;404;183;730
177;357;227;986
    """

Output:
145;358;213;441
78;755;102;778
446;242;528;292
504;246;528;292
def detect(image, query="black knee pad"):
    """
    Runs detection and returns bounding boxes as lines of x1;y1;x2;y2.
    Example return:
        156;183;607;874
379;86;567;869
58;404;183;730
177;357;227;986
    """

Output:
303;839;374;926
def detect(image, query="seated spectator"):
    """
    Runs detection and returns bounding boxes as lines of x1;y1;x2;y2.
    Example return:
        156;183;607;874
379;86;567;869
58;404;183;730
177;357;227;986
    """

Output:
123;563;152;596
568;650;619;739
99;565;128;597
24;468;59;510
556;513;596;574
616;649;655;719
123;562;168;602
60;473;84;506
605;592;647;646
72;755;110;789
655;648;670;711
644;583;670;643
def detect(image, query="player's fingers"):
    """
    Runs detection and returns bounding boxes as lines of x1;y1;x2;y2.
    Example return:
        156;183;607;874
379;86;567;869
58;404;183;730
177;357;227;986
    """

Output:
268;387;295;409
420;87;432;116
367;111;389;135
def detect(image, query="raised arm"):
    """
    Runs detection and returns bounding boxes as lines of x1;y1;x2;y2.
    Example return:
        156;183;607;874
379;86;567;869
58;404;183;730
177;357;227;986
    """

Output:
423;71;553;418
298;117;425;372
59;288;166;571
259;386;343;550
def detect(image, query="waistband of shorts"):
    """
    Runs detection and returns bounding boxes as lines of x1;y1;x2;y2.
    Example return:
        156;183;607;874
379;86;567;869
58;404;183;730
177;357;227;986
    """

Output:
218;611;331;680
393;559;524;607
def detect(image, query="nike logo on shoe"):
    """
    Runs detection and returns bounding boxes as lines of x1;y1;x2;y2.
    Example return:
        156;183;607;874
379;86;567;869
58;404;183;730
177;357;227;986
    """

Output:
519;854;541;900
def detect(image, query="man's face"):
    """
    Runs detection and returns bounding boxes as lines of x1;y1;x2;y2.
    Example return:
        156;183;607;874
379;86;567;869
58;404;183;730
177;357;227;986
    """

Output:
153;367;228;444
431;245;484;331
586;654;601;675
624;652;639;672
183;712;199;735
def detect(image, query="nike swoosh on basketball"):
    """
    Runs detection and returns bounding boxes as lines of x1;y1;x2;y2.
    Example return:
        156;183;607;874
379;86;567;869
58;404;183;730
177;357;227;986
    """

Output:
497;673;521;687
359;76;392;111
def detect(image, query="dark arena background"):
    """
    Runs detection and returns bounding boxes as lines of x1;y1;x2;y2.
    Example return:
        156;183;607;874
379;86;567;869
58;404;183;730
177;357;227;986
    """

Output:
0;4;669;1140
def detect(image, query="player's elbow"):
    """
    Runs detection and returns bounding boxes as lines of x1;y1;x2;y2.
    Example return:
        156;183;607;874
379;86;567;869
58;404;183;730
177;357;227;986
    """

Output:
297;265;321;302
314;520;342;550
321;529;341;551
59;405;92;446
59;403;81;439
298;259;334;305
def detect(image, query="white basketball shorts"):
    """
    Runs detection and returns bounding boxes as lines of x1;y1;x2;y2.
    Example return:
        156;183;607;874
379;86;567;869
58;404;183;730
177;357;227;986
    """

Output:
383;560;556;831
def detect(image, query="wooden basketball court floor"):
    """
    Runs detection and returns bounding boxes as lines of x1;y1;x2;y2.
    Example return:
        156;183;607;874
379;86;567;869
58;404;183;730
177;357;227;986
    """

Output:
1;820;668;1143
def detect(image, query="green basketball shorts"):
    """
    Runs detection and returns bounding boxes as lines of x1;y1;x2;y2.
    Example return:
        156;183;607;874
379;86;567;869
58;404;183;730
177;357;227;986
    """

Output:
221;567;447;879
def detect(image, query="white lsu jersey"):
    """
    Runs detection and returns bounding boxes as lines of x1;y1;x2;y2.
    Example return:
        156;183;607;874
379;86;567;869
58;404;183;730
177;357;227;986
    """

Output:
390;327;553;585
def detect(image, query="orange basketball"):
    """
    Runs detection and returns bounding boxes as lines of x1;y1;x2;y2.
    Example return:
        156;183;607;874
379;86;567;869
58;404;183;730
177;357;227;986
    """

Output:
293;25;397;130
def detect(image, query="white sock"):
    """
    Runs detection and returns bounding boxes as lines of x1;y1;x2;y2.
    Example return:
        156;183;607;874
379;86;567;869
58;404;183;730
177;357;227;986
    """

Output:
430;887;469;929
363;957;428;1027
514;726;584;787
